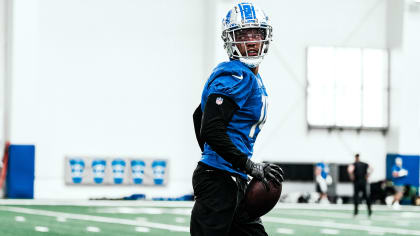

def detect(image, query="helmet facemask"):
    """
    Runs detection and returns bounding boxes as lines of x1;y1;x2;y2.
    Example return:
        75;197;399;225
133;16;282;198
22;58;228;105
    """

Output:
223;26;272;68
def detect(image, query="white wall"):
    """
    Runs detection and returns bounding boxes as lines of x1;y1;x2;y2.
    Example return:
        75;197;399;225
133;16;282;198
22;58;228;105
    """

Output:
8;0;420;199
11;0;206;199
387;0;420;155
245;0;389;182
0;0;8;155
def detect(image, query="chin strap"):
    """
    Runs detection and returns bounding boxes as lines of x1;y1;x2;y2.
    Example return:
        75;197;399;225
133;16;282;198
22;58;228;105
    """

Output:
230;42;265;68
240;57;263;68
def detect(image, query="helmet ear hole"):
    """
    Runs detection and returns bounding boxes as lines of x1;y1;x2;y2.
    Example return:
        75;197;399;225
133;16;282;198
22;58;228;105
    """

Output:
263;43;269;53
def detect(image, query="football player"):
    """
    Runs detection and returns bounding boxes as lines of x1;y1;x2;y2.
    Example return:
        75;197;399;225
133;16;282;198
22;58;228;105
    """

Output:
315;162;332;204
390;157;408;209
190;2;284;235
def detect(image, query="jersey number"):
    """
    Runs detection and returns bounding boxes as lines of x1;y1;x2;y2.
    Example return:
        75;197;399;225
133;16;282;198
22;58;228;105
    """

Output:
249;95;267;138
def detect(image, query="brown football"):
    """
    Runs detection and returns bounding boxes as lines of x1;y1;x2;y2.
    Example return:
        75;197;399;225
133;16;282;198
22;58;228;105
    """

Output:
244;178;282;218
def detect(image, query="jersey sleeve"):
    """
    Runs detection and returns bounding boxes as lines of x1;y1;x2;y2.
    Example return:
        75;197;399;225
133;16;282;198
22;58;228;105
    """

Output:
200;94;248;171
391;166;399;176
192;103;204;152
207;74;253;108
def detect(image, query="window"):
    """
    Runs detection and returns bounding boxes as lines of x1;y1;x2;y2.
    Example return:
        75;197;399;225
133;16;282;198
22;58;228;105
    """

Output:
270;162;315;181
306;47;389;130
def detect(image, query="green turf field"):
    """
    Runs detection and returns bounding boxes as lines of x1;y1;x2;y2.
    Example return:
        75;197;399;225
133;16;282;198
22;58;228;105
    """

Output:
1;201;420;236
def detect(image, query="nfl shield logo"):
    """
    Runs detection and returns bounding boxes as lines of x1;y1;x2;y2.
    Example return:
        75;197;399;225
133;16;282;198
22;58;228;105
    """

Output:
216;97;224;105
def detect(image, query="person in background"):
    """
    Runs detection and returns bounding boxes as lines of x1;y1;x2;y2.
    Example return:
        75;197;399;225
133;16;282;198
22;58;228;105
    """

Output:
315;162;332;204
390;157;408;209
347;153;372;217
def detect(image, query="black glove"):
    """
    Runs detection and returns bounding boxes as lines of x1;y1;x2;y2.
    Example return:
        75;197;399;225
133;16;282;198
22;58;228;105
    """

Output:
245;159;284;191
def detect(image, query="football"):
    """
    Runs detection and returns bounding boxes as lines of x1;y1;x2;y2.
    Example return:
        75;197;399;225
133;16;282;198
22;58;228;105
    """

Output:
244;178;282;218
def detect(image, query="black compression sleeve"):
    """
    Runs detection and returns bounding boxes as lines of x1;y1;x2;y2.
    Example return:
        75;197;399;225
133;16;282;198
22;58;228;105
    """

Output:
192;104;204;151
200;94;249;171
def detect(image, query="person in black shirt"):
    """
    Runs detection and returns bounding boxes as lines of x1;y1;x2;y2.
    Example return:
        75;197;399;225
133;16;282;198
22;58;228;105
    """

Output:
347;153;372;217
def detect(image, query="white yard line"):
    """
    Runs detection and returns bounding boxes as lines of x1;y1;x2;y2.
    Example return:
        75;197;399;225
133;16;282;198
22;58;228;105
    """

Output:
15;216;26;222
276;228;294;234
34;226;49;232
0;206;189;232
321;229;340;235
0;199;195;208
86;226;101;233
273;204;420;212
263;216;420;235
1;200;419;212
135;226;151;233
368;231;384;235
273;210;414;223
56;217;67;222
95;207;191;215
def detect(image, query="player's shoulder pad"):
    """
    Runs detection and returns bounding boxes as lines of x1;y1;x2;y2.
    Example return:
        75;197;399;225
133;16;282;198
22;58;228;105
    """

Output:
211;60;253;80
205;60;255;108
207;60;255;88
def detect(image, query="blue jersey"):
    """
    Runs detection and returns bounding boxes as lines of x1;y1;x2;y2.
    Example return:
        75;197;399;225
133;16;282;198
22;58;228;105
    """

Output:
316;162;329;179
391;165;406;186
200;60;268;179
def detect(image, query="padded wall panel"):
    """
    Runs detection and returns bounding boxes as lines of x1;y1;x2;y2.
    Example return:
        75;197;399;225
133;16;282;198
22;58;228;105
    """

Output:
6;145;35;198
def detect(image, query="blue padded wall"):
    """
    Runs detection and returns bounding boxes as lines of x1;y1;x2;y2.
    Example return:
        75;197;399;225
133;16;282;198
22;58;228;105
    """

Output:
386;154;420;187
6;145;35;199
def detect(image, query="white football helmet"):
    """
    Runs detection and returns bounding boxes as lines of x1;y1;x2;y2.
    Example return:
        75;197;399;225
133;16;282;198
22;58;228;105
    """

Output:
222;2;273;68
